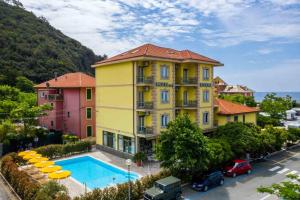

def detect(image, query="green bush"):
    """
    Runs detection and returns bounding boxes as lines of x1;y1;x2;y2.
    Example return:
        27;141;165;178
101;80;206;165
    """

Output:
74;170;171;200
287;128;300;144
35;141;92;159
0;153;40;200
35;181;70;200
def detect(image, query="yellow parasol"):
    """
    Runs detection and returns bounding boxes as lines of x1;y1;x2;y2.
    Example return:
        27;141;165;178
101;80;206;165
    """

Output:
28;157;49;164
48;170;71;180
23;153;42;160
34;161;55;168
40;165;62;173
18;150;37;157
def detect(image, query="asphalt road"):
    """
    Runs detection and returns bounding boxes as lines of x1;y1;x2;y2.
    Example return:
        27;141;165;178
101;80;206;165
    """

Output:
182;146;300;200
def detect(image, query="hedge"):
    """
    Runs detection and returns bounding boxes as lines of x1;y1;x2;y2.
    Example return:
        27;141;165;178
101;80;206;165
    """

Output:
35;140;92;159
0;153;41;200
74;170;171;200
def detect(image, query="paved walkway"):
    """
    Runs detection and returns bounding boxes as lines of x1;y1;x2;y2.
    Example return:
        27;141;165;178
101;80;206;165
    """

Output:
0;175;18;200
56;149;161;198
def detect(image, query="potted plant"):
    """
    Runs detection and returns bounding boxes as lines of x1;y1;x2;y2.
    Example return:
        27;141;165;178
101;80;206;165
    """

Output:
133;152;147;167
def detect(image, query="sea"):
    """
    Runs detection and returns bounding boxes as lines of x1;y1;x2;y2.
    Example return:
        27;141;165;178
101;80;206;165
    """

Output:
255;92;300;103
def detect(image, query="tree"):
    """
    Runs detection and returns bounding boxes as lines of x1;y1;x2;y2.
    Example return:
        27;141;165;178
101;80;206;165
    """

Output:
287;128;300;144
262;126;288;151
260;93;293;119
257;114;281;128
156;114;209;175
207;138;233;169
0;120;16;143
15;76;34;92
257;174;300;200
35;181;70;200
214;122;261;157
219;94;257;107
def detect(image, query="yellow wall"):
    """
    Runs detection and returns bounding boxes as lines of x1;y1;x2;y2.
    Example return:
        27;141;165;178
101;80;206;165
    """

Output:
95;61;134;146
216;112;257;126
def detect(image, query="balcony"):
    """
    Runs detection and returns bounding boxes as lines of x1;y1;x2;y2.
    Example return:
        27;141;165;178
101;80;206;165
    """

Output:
137;101;153;109
137;127;153;135
176;77;197;85
137;76;153;84
48;94;63;101
176;100;197;108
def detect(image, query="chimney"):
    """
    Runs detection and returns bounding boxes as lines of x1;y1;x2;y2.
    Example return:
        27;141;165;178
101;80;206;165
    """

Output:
54;72;58;81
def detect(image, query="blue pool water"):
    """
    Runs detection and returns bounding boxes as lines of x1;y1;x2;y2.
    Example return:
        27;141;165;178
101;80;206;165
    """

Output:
55;156;139;189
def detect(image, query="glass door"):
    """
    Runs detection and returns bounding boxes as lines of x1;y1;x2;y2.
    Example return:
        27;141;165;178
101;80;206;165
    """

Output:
183;90;188;106
183;68;188;83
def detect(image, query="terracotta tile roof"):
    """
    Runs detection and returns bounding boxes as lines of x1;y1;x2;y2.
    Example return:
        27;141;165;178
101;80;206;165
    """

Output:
95;43;222;66
215;98;259;115
34;72;95;88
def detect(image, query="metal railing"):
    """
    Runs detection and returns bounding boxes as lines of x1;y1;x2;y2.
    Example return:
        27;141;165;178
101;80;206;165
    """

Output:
137;127;153;135
137;76;154;84
176;77;197;85
137;101;153;109
47;94;63;101
176;100;197;108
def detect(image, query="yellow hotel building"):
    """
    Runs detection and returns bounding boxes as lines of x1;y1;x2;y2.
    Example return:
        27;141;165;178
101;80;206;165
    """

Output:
92;44;223;156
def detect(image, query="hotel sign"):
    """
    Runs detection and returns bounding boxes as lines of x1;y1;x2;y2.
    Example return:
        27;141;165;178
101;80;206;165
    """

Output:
155;82;173;87
199;83;212;87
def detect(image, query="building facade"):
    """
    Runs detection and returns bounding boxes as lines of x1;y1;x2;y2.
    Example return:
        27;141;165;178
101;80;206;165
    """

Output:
93;44;222;156
214;98;259;126
35;72;96;139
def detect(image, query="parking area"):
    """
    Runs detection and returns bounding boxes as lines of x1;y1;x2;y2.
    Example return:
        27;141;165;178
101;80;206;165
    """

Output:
182;146;300;200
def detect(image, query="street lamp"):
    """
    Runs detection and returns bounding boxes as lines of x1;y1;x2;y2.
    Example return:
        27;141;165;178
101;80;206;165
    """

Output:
126;159;132;200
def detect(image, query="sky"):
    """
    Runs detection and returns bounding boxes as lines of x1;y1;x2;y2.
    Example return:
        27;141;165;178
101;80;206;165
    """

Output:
18;0;300;92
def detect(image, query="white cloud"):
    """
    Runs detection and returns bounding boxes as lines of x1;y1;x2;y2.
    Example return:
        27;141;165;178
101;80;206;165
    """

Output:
257;48;281;55
18;0;300;55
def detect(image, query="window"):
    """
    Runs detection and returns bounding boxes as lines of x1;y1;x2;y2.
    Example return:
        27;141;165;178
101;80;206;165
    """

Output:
118;135;134;154
87;125;92;137
103;131;115;148
86;88;92;100
226;116;231;122
40;92;45;98
51;121;54;126
160;65;169;79
161;90;169;103
203;68;210;80
234;115;239;122
67;112;70;118
86;108;92;119
50;103;54;107
203;90;210;102
161;114;169;128
203;112;209;124
243;114;246;123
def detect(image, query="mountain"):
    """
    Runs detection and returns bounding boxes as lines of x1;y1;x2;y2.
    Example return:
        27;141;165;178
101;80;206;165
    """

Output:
0;0;106;85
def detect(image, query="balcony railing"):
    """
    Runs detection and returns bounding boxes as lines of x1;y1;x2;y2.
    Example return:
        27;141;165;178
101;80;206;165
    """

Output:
177;77;197;85
137;76;154;84
137;101;153;109
137;127;153;135
48;94;63;101
176;100;197;108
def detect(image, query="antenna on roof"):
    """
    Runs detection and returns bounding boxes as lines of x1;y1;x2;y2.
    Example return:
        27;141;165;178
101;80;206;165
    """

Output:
54;72;58;81
46;82;50;88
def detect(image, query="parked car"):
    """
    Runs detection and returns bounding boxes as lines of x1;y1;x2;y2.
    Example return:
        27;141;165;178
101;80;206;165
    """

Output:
192;171;224;192
224;159;252;177
144;176;182;200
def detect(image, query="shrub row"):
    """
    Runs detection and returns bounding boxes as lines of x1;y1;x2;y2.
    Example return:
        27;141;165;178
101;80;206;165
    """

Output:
35;140;92;159
74;170;171;200
0;153;41;200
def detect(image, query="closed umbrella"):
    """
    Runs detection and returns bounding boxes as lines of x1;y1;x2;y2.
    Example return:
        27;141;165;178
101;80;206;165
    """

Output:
40;165;62;173
28;157;49;164
48;170;71;180
18;150;37;157
23;153;42;160
34;161;55;168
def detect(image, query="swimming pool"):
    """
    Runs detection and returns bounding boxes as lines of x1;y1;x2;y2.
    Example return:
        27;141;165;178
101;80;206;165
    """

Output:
55;156;139;189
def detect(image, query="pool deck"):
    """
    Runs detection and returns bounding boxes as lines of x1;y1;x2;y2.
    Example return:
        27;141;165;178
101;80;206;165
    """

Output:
58;149;161;198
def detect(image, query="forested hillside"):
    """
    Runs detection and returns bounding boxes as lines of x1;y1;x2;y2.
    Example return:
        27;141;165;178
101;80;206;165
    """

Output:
0;0;106;85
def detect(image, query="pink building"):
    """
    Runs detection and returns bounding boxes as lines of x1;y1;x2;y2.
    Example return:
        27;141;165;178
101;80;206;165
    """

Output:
35;72;95;139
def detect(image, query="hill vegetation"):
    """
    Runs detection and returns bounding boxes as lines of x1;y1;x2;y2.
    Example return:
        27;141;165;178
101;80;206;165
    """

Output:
0;0;106;86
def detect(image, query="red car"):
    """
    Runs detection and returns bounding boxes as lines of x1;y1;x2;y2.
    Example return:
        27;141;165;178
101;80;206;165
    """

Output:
224;159;252;177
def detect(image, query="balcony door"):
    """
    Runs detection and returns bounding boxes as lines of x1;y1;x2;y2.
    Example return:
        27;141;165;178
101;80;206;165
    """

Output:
138;66;144;82
138;116;145;131
183;90;188;106
183;69;188;82
138;91;144;107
